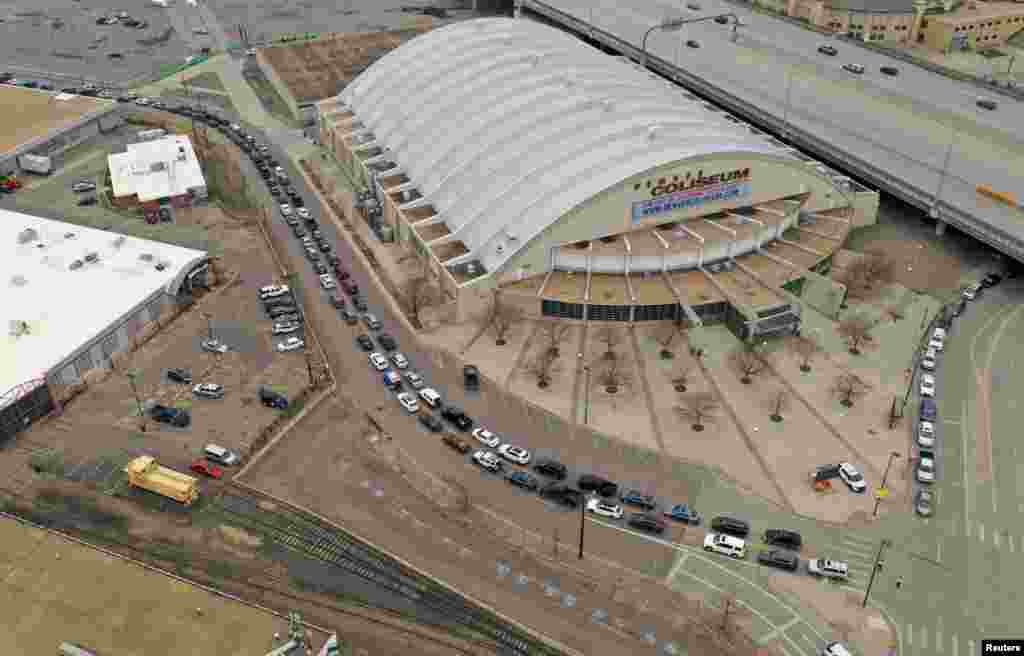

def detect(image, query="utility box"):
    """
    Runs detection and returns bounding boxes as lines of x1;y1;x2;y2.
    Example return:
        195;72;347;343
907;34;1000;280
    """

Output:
124;456;199;505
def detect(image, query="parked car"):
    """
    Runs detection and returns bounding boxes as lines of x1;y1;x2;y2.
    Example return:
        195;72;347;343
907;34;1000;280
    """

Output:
976;98;998;111
508;471;539;491
274;313;301;324
441;405;474;431
664;503;702;525
842;63;865;74
982;272;1003;287
757;549;799;571
714;15;729;23
685;39;700;48
158;207;171;222
711;515;750;538
917;450;936;484
472;450;502;472
540;483;582;507
167;367;192;384
363;313;382;330
920;373;936;397
201;338;228;353
396;391;419;413
920;352;936;371
418;388;442;408
385;352;407;369
305;247;320;261
928;335;944;352
369;352;389;371
342;280;359;295
471;428;501;448
442;431;472;454
279;203;292;217
272;321;301;336
71;181;96;192
151;404;190;427
419;413;444;432
918;420;935;448
277;337;305;352
620;490;657;511
259;386;288;409
318;274;336;290
586;498;623;519
190;459;223;478
915;488;934;517
268;305;298;319
352;296;368;313
628;513;667;534
497;443;530;465
192;382;225;399
920;397;938;421
403;370;425;389
377;333;397;351
297;208;311;220
533;459;567;480
818;44;838;56
764;529;802;551
962;283;982;300
77;196;97;206
808;558;849;580
703;533;746;558
577;474;618;498
204;444;240;465
838;462;866;492
823;642;855;656
880;65;899;76
259;284;290;300
340;308;358;325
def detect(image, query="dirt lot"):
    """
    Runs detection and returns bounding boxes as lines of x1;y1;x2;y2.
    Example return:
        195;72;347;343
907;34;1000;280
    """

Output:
0;85;112;153
258;28;430;104
0;514;314;656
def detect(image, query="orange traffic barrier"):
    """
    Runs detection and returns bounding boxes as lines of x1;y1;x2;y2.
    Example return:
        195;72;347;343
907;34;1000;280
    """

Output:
976;184;1018;207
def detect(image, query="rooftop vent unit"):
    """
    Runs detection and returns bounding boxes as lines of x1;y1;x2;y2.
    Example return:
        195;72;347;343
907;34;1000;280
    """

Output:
64;232;76;239
84;252;99;263
139;253;154;262
466;262;477;276
112;235;126;249
17;228;39;244
69;259;84;270
150;161;166;172
10;274;27;287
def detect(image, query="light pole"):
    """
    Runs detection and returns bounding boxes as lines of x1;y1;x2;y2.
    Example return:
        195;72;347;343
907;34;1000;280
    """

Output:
578;492;586;559
641;14;741;69
584;365;591;425
872;451;900;517
203;312;214;340
126;369;144;419
862;538;892;608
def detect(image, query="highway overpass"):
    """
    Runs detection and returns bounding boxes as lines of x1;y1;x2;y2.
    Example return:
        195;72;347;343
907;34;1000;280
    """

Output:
516;0;1024;262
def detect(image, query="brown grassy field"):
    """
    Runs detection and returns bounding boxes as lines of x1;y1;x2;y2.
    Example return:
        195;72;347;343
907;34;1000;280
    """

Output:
0;86;112;154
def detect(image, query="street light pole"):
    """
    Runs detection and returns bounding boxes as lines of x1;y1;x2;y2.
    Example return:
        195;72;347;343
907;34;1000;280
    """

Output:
640;14;739;68
126;370;144;419
584;365;591;425
862;538;892;608
578;494;586;559
872;451;900;517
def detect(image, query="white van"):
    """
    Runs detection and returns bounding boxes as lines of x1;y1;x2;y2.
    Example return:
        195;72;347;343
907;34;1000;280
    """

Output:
418;388;441;408
204;444;240;465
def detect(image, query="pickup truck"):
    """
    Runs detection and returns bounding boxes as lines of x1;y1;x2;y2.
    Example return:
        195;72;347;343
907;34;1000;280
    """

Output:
917;449;936;484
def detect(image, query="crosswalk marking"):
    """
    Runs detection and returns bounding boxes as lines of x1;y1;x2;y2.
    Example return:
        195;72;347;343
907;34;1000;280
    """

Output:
843;533;876;546
907;624;913;646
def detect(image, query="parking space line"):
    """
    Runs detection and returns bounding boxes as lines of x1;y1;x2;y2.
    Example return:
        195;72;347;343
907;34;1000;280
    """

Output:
969;639;976;655
952;634;959;656
937;629;944;653
993;530;1001;548
921;624;928;650
1009;535;1016;553
758;615;803;643
665;551;690;584
841;534;876;547
907;623;913;646
978;522;985;542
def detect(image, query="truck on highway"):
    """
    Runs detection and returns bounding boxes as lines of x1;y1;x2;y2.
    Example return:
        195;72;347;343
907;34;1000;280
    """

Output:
18;154;52;175
136;128;166;141
124;456;199;505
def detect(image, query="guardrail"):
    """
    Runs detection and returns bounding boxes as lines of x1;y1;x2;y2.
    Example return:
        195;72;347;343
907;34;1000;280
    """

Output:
519;0;1024;262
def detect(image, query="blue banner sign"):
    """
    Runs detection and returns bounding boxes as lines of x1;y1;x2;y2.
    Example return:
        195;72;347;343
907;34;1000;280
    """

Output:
632;181;752;223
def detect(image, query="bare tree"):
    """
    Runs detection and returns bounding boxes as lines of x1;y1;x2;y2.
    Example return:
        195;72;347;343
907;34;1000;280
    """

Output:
790;333;820;373
483;293;522;346
596;356;633;393
655;322;679;359
840;249;894;299
523;351;563;389
539;321;572;359
837;315;873;355
769;388;790;422
670;367;693;393
832;372;868;407
404;271;436;324
593;324;623;361
674;391;719;432
730;345;766;384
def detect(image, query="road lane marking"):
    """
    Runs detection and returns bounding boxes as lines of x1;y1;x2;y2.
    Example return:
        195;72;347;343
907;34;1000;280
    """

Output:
994;530;1001;548
758;615;803;643
907;623;913;646
921;624;928;649
1010;535;1016;553
944;419;961;424
666;551;690;583
978;522;985;542
937;540;942;563
937;629;944;652
952;633;959;656
966;521;971;538
842;534;877;546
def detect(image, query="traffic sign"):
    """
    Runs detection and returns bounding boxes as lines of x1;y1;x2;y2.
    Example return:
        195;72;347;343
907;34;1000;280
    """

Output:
876;487;889;498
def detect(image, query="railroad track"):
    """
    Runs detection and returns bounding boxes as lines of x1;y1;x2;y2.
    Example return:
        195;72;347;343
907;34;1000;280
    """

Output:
214;488;558;656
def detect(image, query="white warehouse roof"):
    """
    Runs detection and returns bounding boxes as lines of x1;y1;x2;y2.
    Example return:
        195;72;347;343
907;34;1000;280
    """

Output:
1;210;207;406
108;134;206;203
339;17;801;274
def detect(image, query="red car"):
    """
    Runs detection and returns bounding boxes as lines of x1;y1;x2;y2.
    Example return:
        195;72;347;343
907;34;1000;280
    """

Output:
144;209;159;225
342;280;359;295
190;459;223;479
332;262;350;280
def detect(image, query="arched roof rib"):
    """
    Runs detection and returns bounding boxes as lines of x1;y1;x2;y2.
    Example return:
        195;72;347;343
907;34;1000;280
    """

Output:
340;18;803;275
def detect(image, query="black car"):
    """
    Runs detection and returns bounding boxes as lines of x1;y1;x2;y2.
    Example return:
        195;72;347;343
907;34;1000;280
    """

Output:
377;333;397;351
77;196;97;206
305;216;319;228
463;364;480;390
714;15;729;23
419;414;444;432
259;169;271;179
764;529;802;551
982;273;1003;287
508;471;539;491
621;490;657;511
326;253;340;266
441;405;473;431
311;229;324;241
292;226;306;237
268;186;281;197
313;263;328;275
319;243;332;254
577;474;618;498
292;196;305;208
757;549;799;571
352;296;368;312
356;334;375;351
711;515;750;538
540;483;582;508
628;513;666;534
685;39;700;48
285;216;300;227
340;308;359;325
305;248;320;261
167;367;192;384
158;207;171;222
817;44;838;56
880;66;899;76
259;385;289;409
814;463;841;482
533;459;567;480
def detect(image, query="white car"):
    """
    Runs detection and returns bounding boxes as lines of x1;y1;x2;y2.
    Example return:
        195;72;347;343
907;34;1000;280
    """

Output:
586;497;623;520
918;420;935;448
472;450;502;472
319;274;336;290
807;558;849;580
932;327;947;341
272;321;300;335
497;444;531;465
246;48;257;56
472;427;501;448
192;382;224;399
134;97;150;105
369;352;388;371
928;337;944;352
277;336;305;352
403;370;425;389
296;208;311;220
838;462;866;493
390;352;409;369
920;354;936;371
703;533;746;559
201;338;228;353
71;181;96;192
279;203;292;217
822;642;855;656
396;392;419;413
919;374;936;397
962;283;981;300
917;454;936;483
259;284;289;299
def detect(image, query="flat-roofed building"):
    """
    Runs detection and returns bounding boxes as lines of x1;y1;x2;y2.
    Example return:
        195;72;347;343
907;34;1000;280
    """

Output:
107;133;207;213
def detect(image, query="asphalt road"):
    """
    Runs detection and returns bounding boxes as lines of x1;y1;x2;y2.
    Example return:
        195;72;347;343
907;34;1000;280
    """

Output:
523;0;1024;253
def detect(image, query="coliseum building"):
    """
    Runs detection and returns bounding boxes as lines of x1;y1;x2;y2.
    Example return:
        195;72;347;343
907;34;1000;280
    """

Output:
316;18;879;339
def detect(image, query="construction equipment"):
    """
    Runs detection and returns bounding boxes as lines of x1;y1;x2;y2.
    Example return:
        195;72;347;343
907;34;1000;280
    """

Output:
124;456;199;505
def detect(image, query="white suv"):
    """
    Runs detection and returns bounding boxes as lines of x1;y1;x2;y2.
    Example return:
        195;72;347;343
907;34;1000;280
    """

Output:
928;335;944;352
919;373;936;397
918;420;935;447
396;392;419;413
497;444;531;465
472;450;501;472
472;428;501;448
259;284;289;299
586;498;623;519
368;352;388;371
418;387;441;408
703;533;746;559
838;462;866;493
808;558;849;579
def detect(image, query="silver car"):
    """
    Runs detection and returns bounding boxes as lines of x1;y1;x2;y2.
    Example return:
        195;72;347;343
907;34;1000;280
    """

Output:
915;489;934;516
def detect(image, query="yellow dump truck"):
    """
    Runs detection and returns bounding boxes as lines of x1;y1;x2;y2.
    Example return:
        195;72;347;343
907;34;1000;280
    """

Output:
124;456;200;505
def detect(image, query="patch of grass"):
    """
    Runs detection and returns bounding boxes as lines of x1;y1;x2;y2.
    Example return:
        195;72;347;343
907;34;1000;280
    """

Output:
33;489;131;532
29;449;66;477
243;73;299;128
280;393;307;419
183;71;227;91
205;558;238;579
